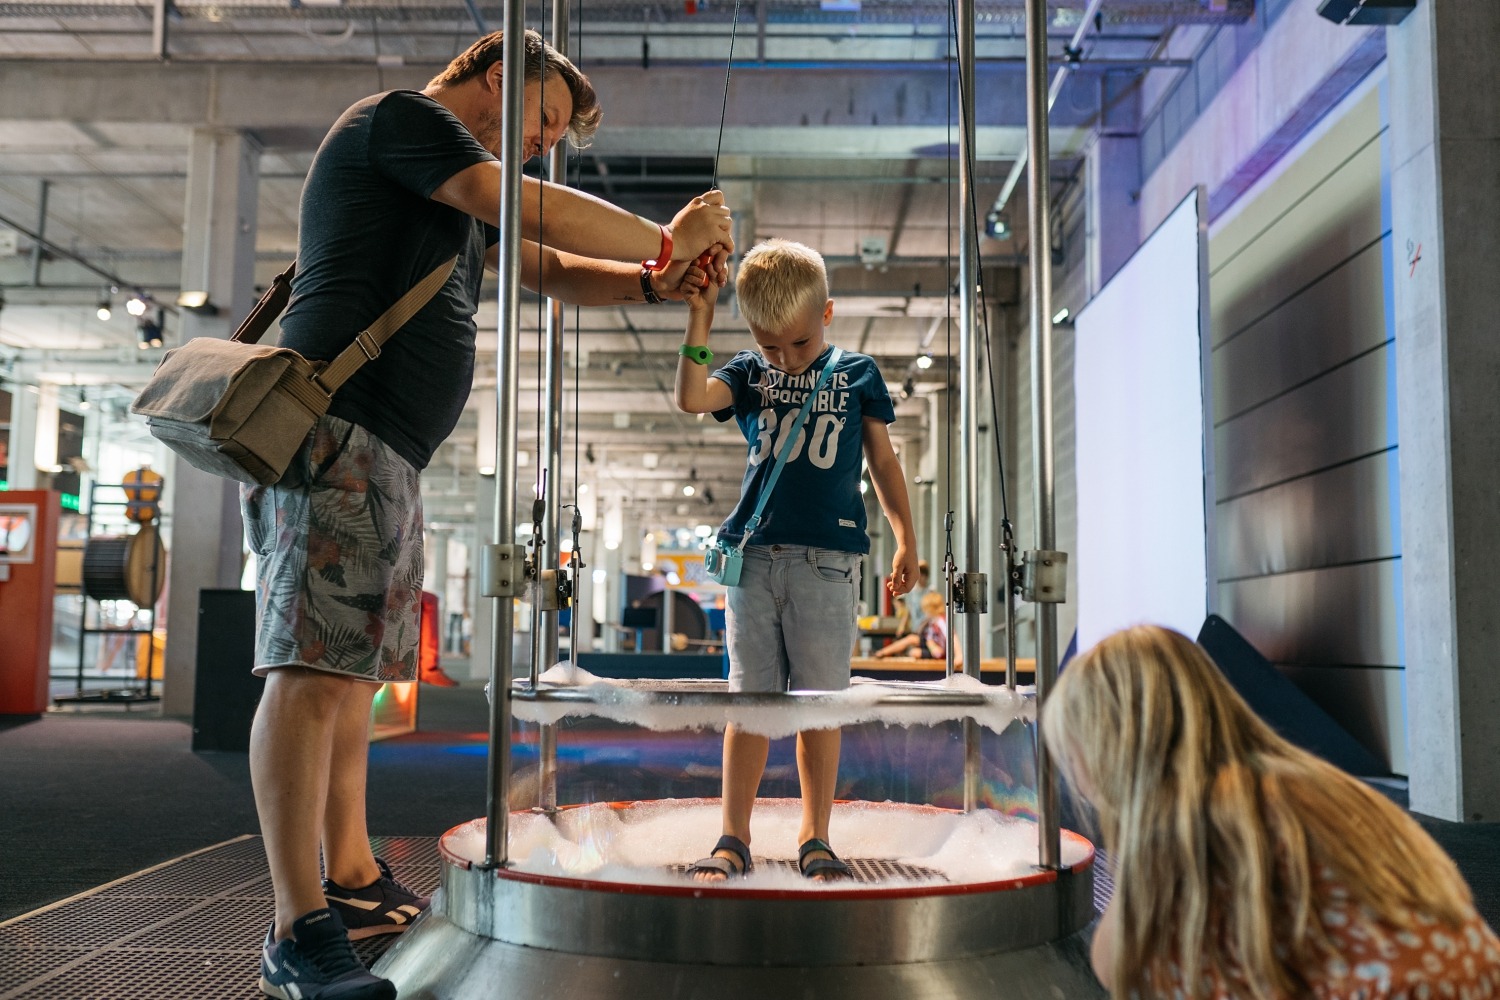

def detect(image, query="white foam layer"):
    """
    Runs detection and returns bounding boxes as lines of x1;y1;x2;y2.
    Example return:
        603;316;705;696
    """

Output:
447;799;1089;891
507;664;1034;739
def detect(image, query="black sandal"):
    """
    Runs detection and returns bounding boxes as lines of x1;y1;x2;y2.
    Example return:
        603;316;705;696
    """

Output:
797;838;854;881
686;834;753;880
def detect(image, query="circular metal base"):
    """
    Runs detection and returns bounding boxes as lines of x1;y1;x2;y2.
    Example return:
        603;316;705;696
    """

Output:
373;801;1105;999
375;909;1105;1000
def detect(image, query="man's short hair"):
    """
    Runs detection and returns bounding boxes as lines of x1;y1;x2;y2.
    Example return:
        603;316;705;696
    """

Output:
735;239;830;335
428;29;602;147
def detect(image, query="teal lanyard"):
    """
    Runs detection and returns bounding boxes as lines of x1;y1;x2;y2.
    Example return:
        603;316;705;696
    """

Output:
737;347;843;549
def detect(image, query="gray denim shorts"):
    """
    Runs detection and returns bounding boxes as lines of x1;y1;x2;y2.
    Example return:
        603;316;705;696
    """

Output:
724;544;862;693
241;415;425;684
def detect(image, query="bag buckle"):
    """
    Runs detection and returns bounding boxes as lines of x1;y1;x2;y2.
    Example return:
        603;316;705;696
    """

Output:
353;330;381;361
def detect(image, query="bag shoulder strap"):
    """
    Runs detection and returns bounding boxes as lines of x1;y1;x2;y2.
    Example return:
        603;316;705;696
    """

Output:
228;255;458;395
314;255;458;394
738;346;843;548
230;262;297;346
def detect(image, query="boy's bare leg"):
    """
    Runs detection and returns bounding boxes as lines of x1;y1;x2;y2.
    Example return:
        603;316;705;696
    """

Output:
796;727;843;881
320;679;381;890
695;722;770;882
251;667;353;940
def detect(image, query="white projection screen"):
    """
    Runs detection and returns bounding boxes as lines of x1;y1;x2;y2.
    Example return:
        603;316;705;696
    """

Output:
1073;189;1212;653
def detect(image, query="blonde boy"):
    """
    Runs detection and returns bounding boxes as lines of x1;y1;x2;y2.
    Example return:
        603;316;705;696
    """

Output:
674;239;920;881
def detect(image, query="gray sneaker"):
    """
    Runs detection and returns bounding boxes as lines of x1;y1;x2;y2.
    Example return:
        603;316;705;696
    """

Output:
259;908;395;1000
322;857;429;940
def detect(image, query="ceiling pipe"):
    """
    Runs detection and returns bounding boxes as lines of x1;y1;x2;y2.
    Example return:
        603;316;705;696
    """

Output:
988;0;1106;222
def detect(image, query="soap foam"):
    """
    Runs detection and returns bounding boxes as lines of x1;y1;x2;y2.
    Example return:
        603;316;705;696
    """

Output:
447;799;1089;891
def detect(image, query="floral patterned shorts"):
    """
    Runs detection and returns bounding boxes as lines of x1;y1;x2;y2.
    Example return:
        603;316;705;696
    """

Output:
241;415;424;683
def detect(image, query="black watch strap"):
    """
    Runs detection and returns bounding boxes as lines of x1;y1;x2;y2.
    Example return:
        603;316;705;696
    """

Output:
639;267;664;305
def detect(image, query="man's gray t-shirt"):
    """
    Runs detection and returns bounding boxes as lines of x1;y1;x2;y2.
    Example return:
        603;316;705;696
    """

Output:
279;89;497;471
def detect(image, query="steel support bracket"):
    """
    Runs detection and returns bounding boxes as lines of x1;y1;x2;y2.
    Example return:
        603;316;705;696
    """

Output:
480;543;526;599
1020;550;1068;604
952;571;989;614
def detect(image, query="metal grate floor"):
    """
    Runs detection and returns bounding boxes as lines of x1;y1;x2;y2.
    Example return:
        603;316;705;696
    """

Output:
0;837;1107;998
0;836;438;1000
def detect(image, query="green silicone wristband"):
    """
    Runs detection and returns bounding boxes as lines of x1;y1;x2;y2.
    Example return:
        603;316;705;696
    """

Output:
678;343;713;365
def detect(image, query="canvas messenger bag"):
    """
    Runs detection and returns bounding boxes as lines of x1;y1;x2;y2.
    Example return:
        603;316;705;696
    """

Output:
130;256;455;487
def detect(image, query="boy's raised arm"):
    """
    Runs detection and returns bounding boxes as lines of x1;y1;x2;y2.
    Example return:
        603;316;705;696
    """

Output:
673;247;735;414
863;416;920;597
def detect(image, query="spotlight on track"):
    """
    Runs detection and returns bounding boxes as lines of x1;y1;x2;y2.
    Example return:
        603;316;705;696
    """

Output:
136;309;164;349
984;210;1011;240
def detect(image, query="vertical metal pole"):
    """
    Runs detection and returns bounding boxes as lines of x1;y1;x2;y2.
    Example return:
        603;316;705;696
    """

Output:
956;0;983;816
529;0;570;816
484;5;527;869
1024;0;1061;871
151;0;169;60
30;180;49;286
661;587;675;653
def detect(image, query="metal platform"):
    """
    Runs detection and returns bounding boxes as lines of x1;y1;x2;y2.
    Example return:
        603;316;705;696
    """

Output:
374;803;1109;999
0;835;438;1000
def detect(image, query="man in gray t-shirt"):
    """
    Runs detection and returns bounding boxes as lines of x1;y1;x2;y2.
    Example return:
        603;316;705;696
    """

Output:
249;29;733;1000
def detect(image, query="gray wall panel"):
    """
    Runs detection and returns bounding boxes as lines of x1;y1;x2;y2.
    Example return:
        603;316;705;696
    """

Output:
1210;138;1383;344
1214;345;1393;500
1279;664;1407;775
1216;450;1397;580
1217;558;1401;668
1212;238;1389;422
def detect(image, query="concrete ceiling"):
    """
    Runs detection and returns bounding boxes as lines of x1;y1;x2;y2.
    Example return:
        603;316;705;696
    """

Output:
0;0;1248;533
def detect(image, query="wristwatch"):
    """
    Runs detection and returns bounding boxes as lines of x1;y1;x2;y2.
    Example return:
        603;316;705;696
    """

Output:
639;267;664;305
678;343;713;365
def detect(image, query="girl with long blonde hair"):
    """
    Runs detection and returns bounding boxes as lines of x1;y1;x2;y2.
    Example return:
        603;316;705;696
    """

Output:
1043;624;1500;999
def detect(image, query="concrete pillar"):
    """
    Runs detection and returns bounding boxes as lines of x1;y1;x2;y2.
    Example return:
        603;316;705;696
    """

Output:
1389;2;1500;822
161;128;261;717
1085;133;1141;295
600;540;622;654
7;383;39;488
923;389;957;588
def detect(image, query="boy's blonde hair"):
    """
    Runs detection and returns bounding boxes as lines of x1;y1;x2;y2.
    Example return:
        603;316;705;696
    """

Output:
1043;624;1473;1000
919;590;945;618
735;239;829;334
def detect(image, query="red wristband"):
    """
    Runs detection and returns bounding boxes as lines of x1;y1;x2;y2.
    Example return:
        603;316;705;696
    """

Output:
642;224;672;272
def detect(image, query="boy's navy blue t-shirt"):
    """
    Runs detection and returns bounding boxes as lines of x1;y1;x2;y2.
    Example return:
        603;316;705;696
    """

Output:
279;90;498;472
711;345;895;554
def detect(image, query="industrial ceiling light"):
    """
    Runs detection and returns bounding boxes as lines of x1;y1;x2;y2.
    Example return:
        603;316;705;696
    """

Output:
95;289;113;322
682;484;696;497
176;290;219;314
916;353;933;370
1052;307;1071;325
125;292;150;317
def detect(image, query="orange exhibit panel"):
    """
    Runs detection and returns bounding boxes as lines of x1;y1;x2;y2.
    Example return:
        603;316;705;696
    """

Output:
0;491;60;717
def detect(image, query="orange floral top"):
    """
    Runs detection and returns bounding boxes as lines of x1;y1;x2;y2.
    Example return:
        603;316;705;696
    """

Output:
1161;873;1500;999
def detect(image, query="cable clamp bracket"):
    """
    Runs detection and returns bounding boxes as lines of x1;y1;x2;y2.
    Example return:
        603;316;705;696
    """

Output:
530;568;571;611
952;571;989;614
1020;550;1068;604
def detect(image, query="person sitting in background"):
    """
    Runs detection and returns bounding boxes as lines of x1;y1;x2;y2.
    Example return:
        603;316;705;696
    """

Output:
873;589;959;666
894;559;932;635
1042;624;1500;1000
